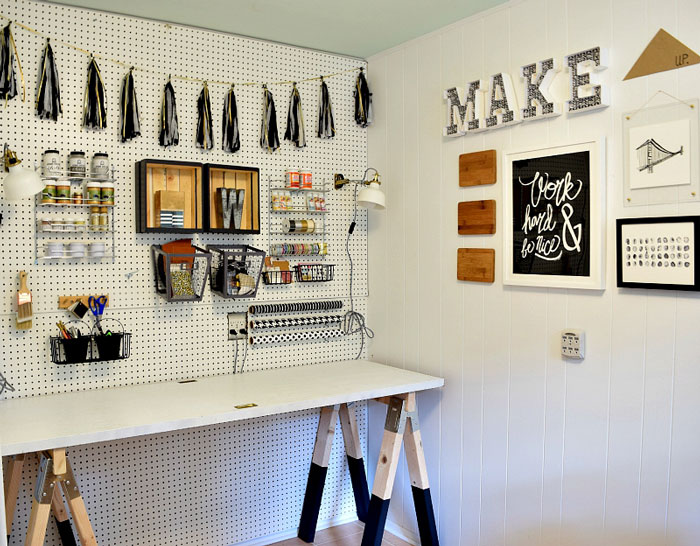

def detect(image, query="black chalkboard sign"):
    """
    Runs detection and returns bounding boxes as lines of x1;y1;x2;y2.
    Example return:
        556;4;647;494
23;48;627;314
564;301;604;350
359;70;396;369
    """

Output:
511;150;591;277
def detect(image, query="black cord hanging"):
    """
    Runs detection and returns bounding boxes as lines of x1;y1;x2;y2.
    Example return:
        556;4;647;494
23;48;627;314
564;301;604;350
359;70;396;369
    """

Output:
260;85;280;152
222;84;240;153
284;83;306;148
36;39;61;120
83;57;106;129
354;68;372;128
120;68;140;142
159;77;179;147
317;77;335;139
196;81;213;150
0;22;23;103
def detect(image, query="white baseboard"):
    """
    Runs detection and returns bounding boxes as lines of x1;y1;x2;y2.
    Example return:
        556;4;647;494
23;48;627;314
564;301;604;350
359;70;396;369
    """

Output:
230;513;358;546
384;520;419;546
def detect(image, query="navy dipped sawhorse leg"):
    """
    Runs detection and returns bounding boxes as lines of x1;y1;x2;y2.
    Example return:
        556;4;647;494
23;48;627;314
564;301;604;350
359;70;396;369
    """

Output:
298;403;370;542
361;393;439;546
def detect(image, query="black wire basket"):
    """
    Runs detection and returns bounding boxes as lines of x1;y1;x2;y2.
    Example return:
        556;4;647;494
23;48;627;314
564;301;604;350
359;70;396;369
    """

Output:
262;270;294;285
50;319;131;364
293;263;335;282
201;244;266;298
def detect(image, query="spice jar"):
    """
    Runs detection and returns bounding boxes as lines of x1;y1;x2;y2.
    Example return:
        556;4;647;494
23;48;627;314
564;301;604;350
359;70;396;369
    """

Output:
91;153;109;179
86;182;101;205
68;151;86;177
98;206;109;231
42;150;61;178
56;182;71;204
42;181;57;204
100;181;114;206
89;206;100;230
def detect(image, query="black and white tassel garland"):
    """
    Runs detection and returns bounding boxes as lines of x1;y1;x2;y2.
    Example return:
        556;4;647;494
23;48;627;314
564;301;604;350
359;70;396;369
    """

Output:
0;22;23;103
222;84;240;153
196;81;213;150
159;78;179;147
317;77;335;139
83;57;106;129
36;39;61;120
260;85;280;152
284;83;306;148
120;68;140;142
354;68;372;127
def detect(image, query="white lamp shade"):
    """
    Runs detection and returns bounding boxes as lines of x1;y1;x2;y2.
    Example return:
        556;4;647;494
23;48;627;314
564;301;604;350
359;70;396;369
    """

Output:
3;163;45;201
357;182;386;210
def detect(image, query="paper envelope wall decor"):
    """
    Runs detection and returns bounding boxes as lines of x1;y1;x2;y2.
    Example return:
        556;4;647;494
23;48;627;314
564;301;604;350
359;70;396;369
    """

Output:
624;29;700;80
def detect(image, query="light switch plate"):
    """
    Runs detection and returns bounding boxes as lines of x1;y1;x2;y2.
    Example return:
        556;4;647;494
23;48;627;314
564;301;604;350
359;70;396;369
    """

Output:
228;312;247;340
561;329;585;360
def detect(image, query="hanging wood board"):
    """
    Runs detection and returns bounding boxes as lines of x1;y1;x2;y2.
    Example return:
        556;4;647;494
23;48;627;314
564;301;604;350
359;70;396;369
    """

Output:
459;150;497;187
458;200;496;234
457;248;495;283
624;29;700;80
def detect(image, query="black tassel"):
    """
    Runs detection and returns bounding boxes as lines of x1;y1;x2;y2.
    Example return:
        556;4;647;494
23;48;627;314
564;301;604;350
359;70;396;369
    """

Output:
196;82;213;150
0;23;24;103
222;85;240;153
317;77;335;139
36;40;62;120
284;83;306;148
159;78;179;147
260;85;280;152
120;68;140;142
355;68;372;128
83;57;106;129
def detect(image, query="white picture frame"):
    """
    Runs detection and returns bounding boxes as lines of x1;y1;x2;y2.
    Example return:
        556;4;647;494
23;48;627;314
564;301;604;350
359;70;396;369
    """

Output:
503;139;606;290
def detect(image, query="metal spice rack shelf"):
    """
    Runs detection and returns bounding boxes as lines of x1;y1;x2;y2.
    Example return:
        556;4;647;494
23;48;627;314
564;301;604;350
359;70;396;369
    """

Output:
34;167;117;264
266;175;328;260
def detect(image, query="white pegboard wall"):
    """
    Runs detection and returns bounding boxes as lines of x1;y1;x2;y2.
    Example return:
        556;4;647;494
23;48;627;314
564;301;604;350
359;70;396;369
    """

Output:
0;1;371;544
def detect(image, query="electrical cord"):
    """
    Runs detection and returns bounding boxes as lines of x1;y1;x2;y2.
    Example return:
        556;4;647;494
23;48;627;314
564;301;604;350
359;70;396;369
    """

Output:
233;338;239;374
343;178;374;359
240;339;248;373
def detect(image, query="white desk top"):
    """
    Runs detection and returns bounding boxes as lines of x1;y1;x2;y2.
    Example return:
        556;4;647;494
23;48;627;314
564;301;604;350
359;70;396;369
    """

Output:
0;360;443;456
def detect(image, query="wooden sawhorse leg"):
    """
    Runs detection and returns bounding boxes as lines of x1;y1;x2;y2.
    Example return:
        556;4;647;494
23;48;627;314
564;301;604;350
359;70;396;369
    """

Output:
4;452;77;546
25;449;96;546
4;453;26;542
298;403;371;543
361;394;438;546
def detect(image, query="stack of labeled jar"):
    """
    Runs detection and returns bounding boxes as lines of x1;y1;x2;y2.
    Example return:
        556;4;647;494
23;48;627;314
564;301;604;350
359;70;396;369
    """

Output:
285;169;313;189
41;150;114;207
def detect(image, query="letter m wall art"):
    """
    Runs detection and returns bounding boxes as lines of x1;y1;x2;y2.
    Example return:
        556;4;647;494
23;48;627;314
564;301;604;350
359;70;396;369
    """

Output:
503;140;606;290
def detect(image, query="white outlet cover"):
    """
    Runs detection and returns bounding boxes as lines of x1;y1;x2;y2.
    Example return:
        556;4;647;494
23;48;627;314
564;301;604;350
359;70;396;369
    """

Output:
561;329;585;360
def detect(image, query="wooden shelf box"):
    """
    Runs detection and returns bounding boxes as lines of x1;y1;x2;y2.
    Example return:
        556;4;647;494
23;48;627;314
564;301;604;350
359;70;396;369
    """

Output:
204;164;260;234
136;160;204;233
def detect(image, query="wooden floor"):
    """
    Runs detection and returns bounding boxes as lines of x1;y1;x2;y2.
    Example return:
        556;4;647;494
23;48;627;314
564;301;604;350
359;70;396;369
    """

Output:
270;521;413;546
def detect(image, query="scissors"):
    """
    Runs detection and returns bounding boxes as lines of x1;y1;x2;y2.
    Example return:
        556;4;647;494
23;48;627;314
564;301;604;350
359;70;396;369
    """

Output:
89;295;107;335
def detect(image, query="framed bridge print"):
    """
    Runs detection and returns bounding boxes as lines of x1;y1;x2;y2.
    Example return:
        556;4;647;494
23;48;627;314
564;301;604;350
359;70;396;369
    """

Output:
503;139;606;290
623;98;699;206
616;216;700;291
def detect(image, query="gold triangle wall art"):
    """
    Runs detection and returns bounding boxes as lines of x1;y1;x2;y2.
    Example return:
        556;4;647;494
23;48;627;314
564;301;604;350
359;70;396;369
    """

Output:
624;29;700;80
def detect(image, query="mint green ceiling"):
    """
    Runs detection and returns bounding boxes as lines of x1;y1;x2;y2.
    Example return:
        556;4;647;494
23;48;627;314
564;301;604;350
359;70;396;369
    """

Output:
50;0;507;58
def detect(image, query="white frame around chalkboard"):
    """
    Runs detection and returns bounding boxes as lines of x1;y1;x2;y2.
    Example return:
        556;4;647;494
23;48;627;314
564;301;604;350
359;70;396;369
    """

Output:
503;139;606;290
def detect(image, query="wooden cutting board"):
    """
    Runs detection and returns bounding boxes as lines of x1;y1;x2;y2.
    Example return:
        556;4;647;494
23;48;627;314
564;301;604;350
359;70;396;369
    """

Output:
457;248;495;283
459;150;497;186
458;200;496;234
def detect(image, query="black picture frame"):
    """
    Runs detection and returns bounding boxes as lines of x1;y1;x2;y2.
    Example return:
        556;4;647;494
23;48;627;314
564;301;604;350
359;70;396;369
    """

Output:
616;216;700;291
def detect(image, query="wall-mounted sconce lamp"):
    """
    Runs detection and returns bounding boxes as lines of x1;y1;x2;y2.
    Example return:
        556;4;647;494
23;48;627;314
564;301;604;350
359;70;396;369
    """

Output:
3;144;44;201
333;167;386;210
